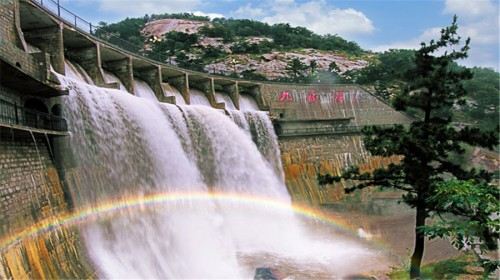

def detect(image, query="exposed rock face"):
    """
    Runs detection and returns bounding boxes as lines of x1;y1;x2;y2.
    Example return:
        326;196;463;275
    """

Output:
471;147;499;172
142;18;209;37
197;37;232;52
205;49;368;79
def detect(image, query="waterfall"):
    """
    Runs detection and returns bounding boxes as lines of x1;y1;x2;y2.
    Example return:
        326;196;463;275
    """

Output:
215;91;236;110
162;83;186;105
239;94;260;111
189;89;211;106
103;70;127;91
133;78;158;101
55;60;384;278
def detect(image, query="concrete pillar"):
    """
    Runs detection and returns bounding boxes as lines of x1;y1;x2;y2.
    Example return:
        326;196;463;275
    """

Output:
208;79;225;109
223;82;240;110
168;73;190;104
23;24;65;74
160;83;176;104
102;57;134;94
14;0;29;51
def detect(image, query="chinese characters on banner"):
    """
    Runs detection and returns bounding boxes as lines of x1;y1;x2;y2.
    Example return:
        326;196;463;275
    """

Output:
334;90;345;104
306;90;318;103
278;91;293;102
277;90;347;104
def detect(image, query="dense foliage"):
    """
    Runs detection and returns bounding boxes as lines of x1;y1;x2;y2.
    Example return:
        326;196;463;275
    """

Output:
460;67;500;130
423;180;499;277
202;19;364;54
318;17;498;278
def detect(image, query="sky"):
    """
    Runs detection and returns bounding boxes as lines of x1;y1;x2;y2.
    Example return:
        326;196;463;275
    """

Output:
61;0;499;70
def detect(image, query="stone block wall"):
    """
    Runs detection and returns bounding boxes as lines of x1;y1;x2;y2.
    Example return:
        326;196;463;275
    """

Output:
279;134;401;206
0;128;94;279
0;0;18;45
0;0;47;83
0;130;62;234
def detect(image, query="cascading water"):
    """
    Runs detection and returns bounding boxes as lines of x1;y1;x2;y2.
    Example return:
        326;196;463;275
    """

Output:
56;60;387;278
163;83;186;105
239;94;260;111
103;70;127;91
215;91;236;110
189;89;211;106
133;78;158;101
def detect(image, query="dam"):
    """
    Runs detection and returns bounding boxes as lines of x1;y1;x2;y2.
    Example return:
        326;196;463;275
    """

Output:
0;0;413;278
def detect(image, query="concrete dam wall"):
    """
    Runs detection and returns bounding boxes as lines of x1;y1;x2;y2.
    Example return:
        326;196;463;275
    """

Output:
0;0;412;278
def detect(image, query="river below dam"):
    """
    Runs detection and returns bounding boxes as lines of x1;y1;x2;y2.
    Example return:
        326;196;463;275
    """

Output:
39;60;456;279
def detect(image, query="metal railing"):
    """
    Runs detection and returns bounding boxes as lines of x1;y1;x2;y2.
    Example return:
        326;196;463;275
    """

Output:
33;0;95;34
0;98;68;132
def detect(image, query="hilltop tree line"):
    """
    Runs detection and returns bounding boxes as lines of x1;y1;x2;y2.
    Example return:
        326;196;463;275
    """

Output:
94;12;364;74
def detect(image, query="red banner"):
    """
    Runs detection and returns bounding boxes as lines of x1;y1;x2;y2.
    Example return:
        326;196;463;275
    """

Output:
278;91;293;102
334;91;345;103
306;90;318;103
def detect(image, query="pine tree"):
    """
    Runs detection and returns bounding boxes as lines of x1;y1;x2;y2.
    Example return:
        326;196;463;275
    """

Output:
286;58;308;82
319;16;498;278
309;60;318;74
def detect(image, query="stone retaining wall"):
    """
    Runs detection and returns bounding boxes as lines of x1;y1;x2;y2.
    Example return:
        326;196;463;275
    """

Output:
280;134;401;206
0;128;94;279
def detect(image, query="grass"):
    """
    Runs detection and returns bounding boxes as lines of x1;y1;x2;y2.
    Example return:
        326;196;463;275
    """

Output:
388;255;484;280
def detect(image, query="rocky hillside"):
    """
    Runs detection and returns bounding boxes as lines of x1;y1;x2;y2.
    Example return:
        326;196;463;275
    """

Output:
203;49;368;80
140;18;368;80
95;15;371;83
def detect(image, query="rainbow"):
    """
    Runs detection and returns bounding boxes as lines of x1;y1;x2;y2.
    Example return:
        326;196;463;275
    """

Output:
0;191;384;252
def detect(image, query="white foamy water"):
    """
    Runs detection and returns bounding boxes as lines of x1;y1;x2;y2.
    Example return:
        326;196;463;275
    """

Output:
239;94;260;111
55;60;387;279
133;78;157;101
103;70;127;91
189;89;211;106
215;91;236;110
163;83;186;105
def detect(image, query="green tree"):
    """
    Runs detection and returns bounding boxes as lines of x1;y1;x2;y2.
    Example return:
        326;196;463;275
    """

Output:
201;46;225;60
148;32;198;62
240;70;268;81
309;60;317;74
461;67;500;130
328;61;340;73
423;180;499;278
318;16;498;279
344;49;416;101
286;58;308;82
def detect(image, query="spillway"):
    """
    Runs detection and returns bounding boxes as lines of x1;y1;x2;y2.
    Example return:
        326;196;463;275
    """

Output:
103;69;127;91
215;91;236;110
55;61;386;278
189;89;211;106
